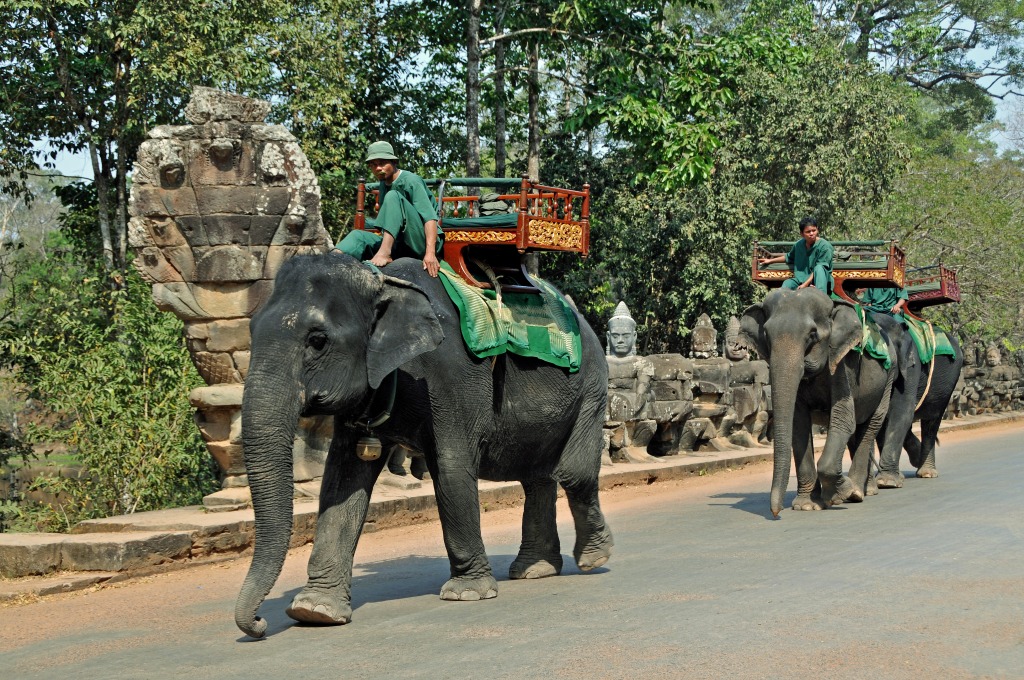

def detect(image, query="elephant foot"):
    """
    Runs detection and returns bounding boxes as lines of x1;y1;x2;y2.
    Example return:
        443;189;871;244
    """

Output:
865;475;879;496
509;555;562;580
915;466;939;479
440;575;498;601
792;494;824;511
286;588;352;626
823;475;862;506
875;471;905;489
574;527;613;571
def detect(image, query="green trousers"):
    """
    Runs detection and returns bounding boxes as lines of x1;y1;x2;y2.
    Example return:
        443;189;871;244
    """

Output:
782;265;831;294
338;190;442;260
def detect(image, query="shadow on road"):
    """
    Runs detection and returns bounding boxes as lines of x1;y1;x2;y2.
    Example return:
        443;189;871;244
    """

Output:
240;551;610;640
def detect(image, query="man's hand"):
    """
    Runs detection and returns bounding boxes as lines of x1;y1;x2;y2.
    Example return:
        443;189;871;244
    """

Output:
370;252;393;267
422;251;440;277
798;279;812;289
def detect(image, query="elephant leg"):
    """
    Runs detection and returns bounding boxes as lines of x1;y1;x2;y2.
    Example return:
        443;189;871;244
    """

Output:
912;417;942;478
430;452;498;601
876;368;918;489
556;407;613;571
874;419;906;489
791;405;822;511
509;478;563;579
818;384;859;507
563;481;613;571
845;424;876;501
848;373;891;500
287;443;386;626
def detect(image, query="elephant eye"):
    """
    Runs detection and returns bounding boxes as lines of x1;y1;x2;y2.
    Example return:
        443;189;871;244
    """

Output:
807;329;820;347
307;331;328;352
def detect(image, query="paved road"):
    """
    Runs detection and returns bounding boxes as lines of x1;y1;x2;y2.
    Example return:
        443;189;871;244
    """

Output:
3;423;1023;679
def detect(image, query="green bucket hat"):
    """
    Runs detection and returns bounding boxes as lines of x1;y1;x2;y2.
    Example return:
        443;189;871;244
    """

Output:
365;141;398;162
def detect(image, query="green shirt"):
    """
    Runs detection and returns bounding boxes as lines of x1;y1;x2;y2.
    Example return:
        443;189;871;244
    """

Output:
378;170;440;226
859;286;908;314
785;237;834;285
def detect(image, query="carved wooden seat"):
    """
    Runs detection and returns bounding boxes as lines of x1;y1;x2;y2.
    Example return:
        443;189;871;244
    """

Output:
905;264;960;312
752;239;907;304
354;176;590;294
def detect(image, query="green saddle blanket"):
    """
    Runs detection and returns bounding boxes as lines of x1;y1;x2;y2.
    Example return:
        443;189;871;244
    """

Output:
437;262;582;372
852;305;892;370
904;316;957;364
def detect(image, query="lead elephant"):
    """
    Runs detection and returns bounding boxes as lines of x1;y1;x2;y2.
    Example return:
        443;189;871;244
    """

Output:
740;288;896;517
867;313;964;486
235;253;613;638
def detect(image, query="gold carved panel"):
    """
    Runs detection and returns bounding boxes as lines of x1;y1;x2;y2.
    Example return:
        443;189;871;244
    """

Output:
757;270;794;280
528;219;584;250
444;230;516;244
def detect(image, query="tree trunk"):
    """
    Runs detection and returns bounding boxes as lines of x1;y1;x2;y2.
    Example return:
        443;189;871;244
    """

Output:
525;39;541;277
89;140;115;271
493;7;507;177
527;39;541;182
466;0;482;181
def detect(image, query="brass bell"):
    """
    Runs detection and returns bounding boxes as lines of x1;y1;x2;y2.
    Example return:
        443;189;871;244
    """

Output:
355;436;382;461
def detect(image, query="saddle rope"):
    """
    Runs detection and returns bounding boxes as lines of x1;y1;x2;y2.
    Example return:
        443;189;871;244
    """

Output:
915;320;937;411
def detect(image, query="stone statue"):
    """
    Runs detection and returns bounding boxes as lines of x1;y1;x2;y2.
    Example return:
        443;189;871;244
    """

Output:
690;314;718;359
983;344;1019;383
604;302;657;462
724;315;750;362
129;87;335;510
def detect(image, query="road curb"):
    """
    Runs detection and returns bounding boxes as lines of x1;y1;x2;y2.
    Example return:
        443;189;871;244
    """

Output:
2;412;1020;603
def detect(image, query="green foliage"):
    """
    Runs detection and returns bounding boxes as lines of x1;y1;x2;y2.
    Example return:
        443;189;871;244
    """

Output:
554;26;912;352
0;244;216;531
850;135;1024;346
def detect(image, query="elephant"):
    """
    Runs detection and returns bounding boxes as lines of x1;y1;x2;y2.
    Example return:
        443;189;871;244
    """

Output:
740;288;897;517
234;253;613;638
867;313;964;486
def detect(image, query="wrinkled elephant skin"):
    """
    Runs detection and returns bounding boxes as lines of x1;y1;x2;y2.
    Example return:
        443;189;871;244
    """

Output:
234;254;613;638
868;313;963;486
740;288;896;517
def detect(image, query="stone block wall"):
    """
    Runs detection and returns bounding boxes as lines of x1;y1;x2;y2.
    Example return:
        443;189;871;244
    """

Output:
128;87;334;510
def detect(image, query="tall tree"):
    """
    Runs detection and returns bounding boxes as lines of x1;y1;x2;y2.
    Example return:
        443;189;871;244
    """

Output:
0;0;276;272
466;0;483;179
827;0;1024;97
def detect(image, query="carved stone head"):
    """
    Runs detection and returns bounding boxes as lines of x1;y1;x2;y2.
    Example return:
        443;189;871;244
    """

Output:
690;313;718;359
986;345;1002;367
607;301;638;358
724;315;749;361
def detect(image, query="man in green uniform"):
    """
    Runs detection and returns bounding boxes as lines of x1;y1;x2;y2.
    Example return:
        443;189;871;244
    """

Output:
858;285;908;318
336;141;444;277
758;217;834;294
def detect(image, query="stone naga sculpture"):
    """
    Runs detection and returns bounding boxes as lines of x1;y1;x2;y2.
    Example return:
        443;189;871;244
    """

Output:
128;87;334;510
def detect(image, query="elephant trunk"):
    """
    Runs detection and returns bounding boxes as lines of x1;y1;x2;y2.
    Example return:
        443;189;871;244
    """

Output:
234;357;301;638
768;358;803;518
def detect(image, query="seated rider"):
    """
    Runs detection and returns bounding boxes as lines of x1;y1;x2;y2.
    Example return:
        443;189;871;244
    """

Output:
758;217;834;294
857;285;908;319
336;141;444;277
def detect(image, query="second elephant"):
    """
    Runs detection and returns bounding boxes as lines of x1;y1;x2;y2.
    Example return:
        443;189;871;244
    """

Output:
868;313;964;486
741;288;897;517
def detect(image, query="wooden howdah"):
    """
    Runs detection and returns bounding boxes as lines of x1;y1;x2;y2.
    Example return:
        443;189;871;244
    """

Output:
354;176;590;293
751;240;907;305
905;264;961;312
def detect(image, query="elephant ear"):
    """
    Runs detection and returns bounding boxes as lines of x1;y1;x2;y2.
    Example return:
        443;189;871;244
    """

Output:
739;303;769;359
829;300;862;375
366;275;444;389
